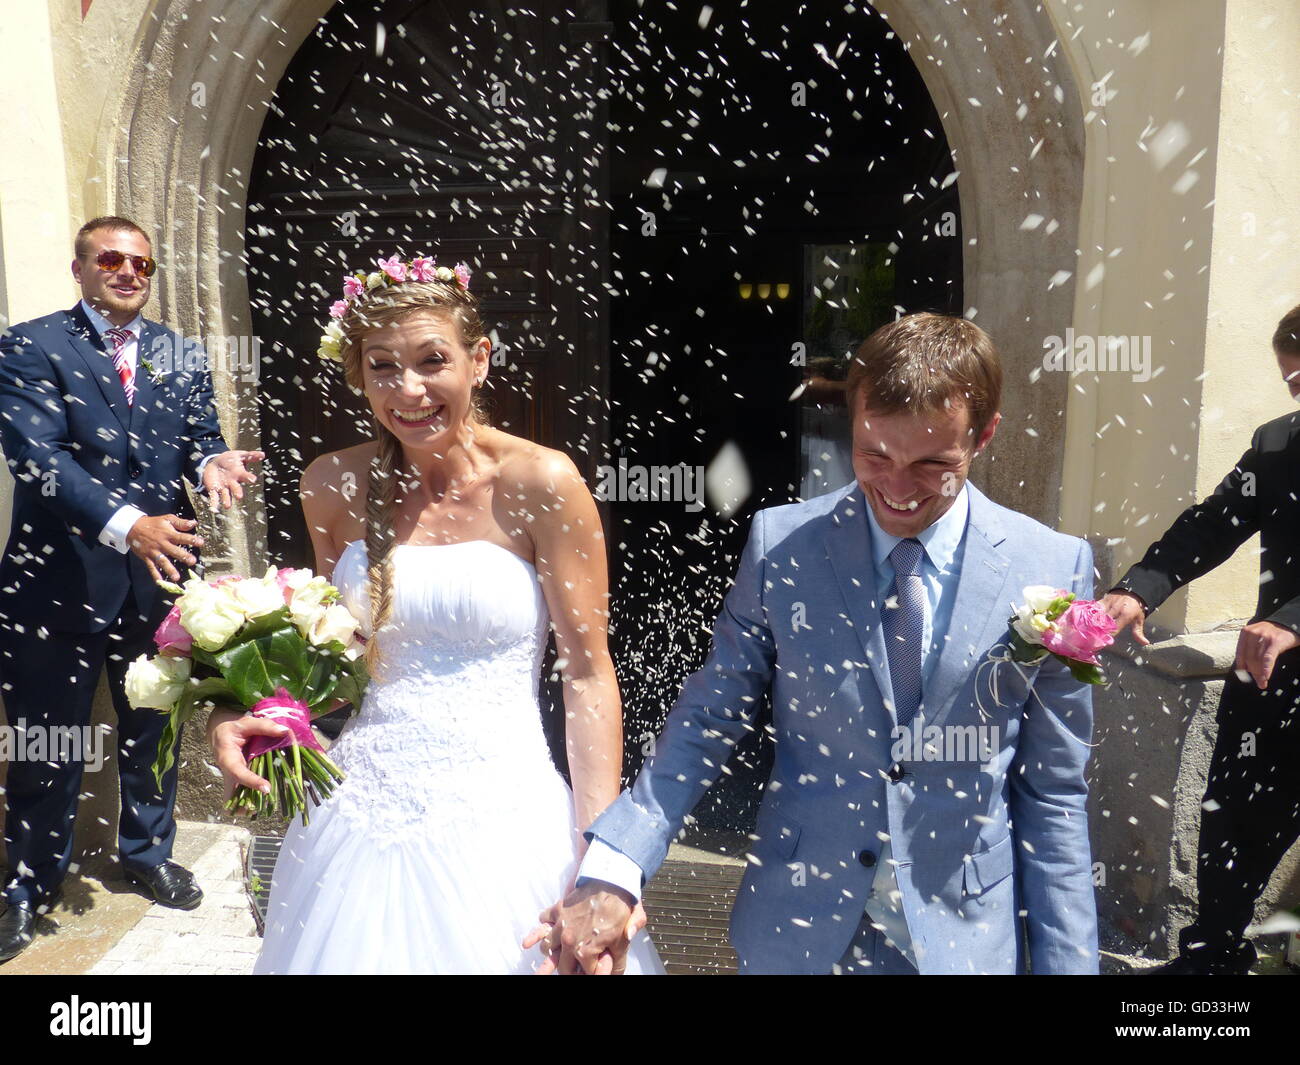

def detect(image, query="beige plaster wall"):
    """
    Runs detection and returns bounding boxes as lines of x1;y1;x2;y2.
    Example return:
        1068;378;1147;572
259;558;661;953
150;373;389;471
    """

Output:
1054;0;1299;633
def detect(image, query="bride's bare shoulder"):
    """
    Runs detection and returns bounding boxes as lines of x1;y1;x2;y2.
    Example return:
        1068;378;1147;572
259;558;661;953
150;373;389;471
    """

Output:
301;441;377;537
491;431;587;499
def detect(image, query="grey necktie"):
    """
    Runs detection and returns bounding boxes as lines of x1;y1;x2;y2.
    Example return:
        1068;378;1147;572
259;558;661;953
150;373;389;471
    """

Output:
882;538;925;726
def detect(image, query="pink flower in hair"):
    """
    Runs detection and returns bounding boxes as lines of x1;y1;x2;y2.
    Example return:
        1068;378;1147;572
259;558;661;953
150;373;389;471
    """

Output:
408;256;437;282
343;275;365;299
453;263;472;289
329;299;349;319
378;255;407;282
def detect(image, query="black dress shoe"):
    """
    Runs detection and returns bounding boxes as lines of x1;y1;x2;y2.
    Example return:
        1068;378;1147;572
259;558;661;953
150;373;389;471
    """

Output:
1142;943;1255;975
0;895;58;964
124;861;203;910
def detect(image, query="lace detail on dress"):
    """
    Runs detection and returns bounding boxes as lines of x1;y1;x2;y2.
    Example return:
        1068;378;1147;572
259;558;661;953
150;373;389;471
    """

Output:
324;540;563;847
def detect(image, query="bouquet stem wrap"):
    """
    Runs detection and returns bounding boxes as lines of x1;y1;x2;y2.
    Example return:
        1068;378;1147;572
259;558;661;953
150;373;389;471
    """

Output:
226;688;346;825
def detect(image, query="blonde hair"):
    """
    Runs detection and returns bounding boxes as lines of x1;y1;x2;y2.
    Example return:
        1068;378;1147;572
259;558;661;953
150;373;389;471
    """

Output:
336;280;490;676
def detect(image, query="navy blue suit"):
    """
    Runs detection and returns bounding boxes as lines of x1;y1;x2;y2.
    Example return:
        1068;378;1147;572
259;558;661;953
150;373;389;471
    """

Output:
0;303;227;903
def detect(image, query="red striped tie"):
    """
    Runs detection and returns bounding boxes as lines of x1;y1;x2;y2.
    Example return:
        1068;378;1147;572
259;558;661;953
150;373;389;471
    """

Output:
104;327;135;406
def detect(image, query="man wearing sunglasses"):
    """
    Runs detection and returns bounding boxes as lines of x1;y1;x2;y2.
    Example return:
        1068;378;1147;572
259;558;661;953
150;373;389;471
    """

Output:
1102;302;1300;974
0;216;263;964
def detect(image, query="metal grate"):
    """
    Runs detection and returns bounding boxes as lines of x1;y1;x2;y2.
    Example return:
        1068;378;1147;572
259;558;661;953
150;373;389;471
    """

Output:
245;836;746;972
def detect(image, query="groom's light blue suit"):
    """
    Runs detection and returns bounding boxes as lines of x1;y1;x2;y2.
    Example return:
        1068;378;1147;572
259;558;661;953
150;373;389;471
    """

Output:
588;481;1099;974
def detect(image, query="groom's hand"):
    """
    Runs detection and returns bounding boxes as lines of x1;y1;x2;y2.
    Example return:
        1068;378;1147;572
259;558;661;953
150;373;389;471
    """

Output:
527;881;637;974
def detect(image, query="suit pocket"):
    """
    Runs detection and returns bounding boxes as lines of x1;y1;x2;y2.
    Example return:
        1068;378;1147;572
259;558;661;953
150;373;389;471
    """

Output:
750;801;803;862
962;834;1014;896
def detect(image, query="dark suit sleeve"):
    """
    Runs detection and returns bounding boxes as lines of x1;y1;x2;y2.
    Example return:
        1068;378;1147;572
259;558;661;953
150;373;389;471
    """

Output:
1112;430;1262;615
0;327;125;535
181;337;228;483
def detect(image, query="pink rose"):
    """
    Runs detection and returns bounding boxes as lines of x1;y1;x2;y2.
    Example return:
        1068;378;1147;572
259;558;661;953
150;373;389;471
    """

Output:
1041;599;1117;665
343;275;365;299
408;256;437;282
378;255;407;282
453;262;471;289
329;299;349;319
153;603;193;657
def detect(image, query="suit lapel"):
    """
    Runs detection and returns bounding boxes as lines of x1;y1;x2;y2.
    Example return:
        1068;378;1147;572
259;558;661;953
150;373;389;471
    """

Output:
823;488;896;721
129;321;160;438
924;483;1018;725
64;305;130;431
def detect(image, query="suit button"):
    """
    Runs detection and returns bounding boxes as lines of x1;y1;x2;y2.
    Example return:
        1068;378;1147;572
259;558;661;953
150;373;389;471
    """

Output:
888;763;905;784
858;850;877;868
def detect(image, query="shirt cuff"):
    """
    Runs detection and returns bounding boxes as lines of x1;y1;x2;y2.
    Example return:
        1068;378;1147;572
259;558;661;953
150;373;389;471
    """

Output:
194;452;220;483
100;505;148;554
576;838;645;902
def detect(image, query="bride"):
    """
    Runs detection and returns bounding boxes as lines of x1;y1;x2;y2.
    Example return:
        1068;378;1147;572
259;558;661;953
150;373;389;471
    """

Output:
208;256;662;974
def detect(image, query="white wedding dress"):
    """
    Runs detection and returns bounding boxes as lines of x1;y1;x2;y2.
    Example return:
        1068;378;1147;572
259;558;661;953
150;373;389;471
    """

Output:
254;539;663;974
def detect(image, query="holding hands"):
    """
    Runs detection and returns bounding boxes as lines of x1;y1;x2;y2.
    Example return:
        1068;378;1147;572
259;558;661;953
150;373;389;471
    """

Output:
525;881;647;975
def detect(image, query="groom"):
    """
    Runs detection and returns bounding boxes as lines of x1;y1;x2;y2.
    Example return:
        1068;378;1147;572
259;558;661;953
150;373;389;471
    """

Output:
0;215;262;963
542;313;1099;974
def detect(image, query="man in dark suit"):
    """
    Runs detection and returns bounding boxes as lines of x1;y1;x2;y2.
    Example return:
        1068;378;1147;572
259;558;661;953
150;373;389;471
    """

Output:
1103;302;1300;974
0;216;263;963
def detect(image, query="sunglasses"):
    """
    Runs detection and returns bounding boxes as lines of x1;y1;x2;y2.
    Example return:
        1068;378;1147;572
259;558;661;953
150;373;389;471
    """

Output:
92;249;157;277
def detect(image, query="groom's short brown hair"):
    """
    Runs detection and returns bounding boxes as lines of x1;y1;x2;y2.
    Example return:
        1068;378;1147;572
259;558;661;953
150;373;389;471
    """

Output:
846;312;1003;438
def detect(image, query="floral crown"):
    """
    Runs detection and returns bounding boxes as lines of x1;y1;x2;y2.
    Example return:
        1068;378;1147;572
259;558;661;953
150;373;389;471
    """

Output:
317;253;472;362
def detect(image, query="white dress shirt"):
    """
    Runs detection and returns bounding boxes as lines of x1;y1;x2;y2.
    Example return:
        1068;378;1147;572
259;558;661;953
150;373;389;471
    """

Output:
79;299;217;553
578;485;972;968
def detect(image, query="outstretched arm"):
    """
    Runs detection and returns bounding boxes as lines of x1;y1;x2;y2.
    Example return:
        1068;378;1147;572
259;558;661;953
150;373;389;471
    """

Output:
533;509;779;973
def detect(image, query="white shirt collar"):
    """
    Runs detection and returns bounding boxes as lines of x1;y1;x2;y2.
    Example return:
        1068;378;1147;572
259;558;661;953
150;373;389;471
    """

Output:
80;298;143;339
865;482;969;575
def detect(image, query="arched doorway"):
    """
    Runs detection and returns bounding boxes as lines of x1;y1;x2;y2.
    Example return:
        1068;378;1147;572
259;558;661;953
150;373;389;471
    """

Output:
603;0;963;844
246;0;963;843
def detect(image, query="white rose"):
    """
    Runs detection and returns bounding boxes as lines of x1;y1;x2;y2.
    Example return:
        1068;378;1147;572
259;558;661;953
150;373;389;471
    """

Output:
179;581;246;651
228;574;285;620
309;604;359;648
1021;585;1060;614
365;271;385;291
317;334;342;362
1011;604;1055;647
124;654;191;710
288;575;335;632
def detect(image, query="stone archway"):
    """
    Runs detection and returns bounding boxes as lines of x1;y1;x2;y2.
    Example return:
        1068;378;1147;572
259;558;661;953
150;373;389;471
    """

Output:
99;0;338;576
874;0;1085;525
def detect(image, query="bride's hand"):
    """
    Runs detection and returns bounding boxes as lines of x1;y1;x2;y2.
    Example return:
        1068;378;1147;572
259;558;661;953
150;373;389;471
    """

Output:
209;711;288;802
523;888;647;975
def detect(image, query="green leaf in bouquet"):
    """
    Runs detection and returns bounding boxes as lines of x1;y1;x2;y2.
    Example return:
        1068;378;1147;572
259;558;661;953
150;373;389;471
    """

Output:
325;654;370;714
1065;658;1106;685
151;707;182;790
213;625;312;706
235;607;294;642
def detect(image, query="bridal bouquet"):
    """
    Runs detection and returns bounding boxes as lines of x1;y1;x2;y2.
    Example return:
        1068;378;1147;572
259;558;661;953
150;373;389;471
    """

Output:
1007;585;1118;684
124;567;369;823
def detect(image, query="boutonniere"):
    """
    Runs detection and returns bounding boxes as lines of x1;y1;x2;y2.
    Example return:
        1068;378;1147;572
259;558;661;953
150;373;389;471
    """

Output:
976;585;1117;719
139;357;165;385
